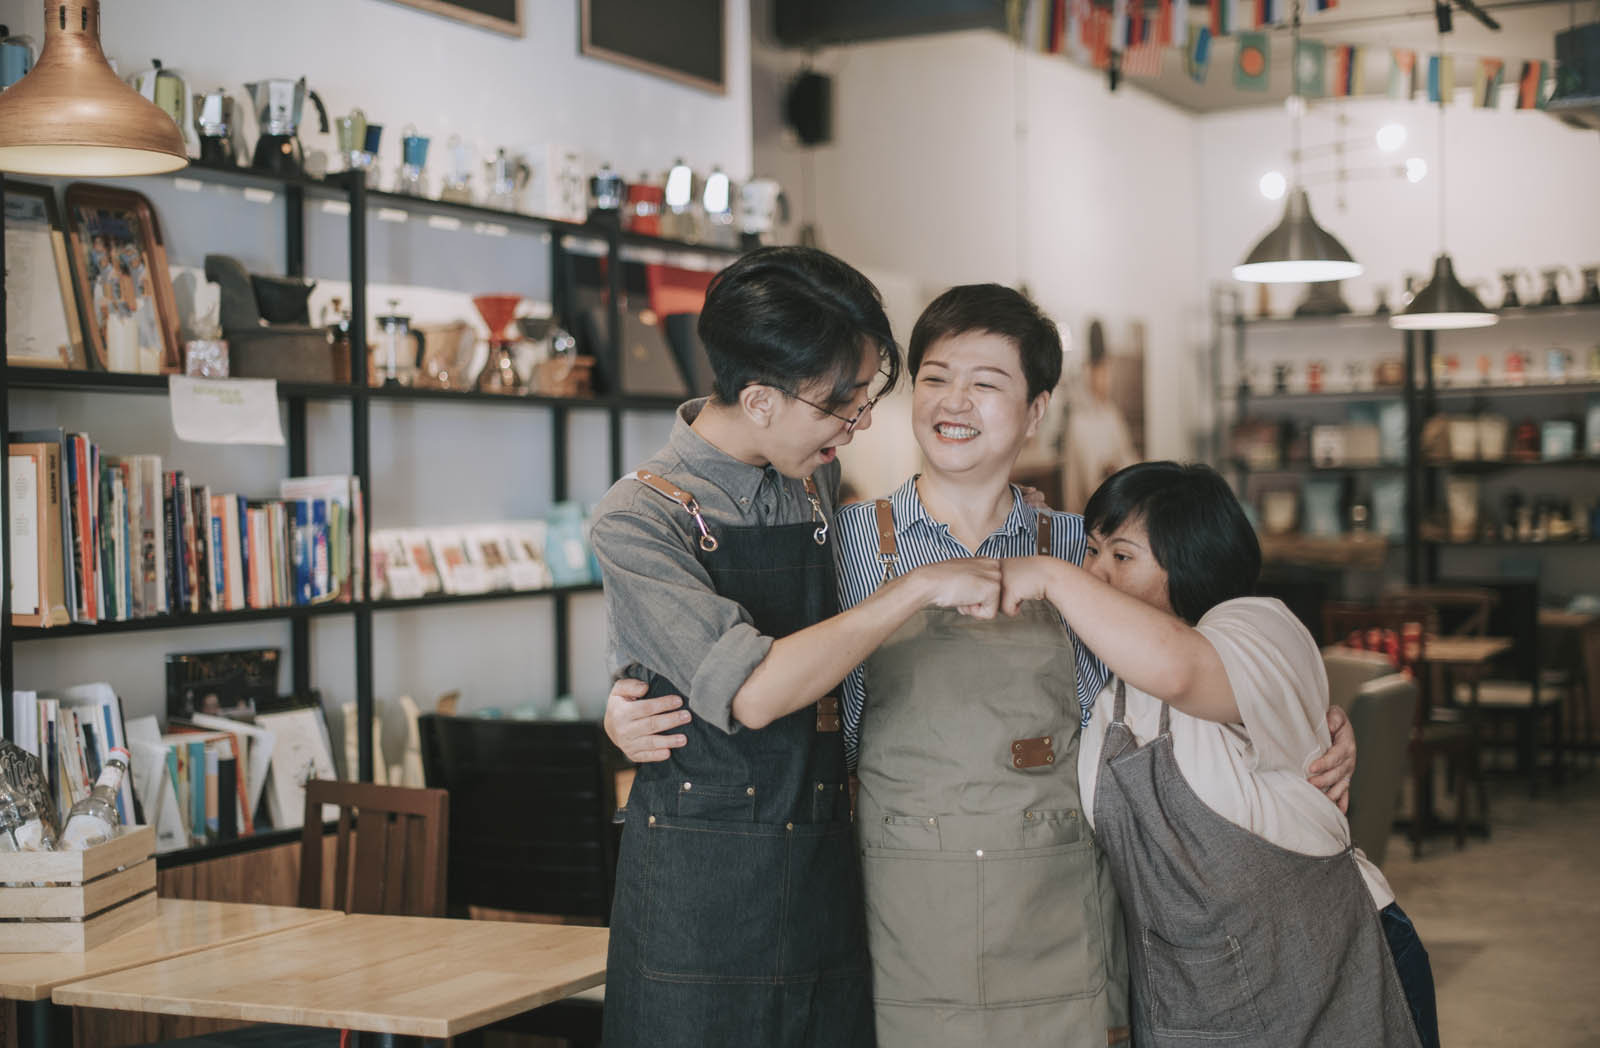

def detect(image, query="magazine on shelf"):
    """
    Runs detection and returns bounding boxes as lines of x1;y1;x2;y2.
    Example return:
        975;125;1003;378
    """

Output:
255;705;338;830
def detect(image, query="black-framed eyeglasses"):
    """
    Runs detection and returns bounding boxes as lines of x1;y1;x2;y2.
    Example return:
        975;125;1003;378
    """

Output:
787;369;890;433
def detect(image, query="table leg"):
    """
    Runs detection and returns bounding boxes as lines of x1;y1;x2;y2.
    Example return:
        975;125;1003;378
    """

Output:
16;1000;72;1048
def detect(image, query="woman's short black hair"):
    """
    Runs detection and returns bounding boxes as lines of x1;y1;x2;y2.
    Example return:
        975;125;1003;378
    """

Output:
907;284;1062;400
1082;461;1261;624
698;246;900;411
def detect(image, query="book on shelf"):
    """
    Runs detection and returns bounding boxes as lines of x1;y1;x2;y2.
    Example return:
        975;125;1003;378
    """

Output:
368;519;576;601
255;705;339;830
7;426;361;626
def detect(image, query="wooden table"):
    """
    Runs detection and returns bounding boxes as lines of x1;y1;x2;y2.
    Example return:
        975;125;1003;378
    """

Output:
1;898;338;1046
1421;635;1512;667
54;913;609;1045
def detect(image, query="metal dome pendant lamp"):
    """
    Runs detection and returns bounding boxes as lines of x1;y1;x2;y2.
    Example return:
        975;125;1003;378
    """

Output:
1391;24;1497;330
1232;3;1363;285
0;0;188;176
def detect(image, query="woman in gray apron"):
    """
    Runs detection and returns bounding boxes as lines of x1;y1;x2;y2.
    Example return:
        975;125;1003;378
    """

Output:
999;461;1438;1047
857;504;1129;1046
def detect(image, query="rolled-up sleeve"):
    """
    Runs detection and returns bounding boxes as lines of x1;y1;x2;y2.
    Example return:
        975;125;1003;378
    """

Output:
591;501;772;734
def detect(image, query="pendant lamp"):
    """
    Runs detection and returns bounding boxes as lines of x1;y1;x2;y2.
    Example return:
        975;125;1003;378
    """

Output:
1233;4;1363;285
0;1;187;176
1390;28;1496;330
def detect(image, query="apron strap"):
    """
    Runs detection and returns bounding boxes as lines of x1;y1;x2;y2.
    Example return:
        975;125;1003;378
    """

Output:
1114;676;1174;734
635;470;719;553
803;475;829;546
873;499;899;583
1035;509;1052;556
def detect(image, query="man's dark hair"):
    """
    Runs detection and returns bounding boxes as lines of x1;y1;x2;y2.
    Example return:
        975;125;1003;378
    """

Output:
1082;461;1261;624
906;284;1062;400
698;246;900;411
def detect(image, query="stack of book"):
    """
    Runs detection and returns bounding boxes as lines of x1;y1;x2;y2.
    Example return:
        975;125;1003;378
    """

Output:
369;502;597;600
7;683;137;832
6;427;363;626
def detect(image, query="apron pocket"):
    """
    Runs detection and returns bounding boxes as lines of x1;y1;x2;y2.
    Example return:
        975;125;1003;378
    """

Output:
779;822;869;978
1142;928;1264;1038
979;838;1106;1005
860;846;980;1005
641;815;784;980
674;782;757;821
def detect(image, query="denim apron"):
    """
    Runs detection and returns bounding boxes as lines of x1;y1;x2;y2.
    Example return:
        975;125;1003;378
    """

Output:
855;504;1129;1047
1093;679;1422;1047
602;471;872;1048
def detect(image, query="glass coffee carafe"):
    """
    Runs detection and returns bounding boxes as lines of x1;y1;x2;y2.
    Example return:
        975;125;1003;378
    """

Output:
373;300;424;386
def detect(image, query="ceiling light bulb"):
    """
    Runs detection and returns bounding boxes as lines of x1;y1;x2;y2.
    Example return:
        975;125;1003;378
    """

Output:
1259;171;1287;200
1406;157;1428;183
1376;124;1408;152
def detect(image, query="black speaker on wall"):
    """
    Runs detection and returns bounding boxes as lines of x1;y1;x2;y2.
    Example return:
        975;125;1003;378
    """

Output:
785;71;833;146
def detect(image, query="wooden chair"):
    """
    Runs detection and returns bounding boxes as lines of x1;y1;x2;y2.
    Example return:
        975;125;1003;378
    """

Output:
160;783;450;1048
1322;602;1483;857
1442;579;1567;797
298;779;450;916
419;715;624;1048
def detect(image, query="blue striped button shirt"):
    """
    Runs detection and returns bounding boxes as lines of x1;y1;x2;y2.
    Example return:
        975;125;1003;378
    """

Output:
834;477;1110;770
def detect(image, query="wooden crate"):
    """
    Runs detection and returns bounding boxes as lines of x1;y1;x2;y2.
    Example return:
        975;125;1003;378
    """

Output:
0;826;156;952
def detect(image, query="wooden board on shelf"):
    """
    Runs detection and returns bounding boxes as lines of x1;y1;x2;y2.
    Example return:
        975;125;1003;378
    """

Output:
1259;534;1393;569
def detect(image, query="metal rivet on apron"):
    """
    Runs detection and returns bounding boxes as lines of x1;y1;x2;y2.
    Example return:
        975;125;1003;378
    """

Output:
883;816;891;823
975;849;984;858
1044;737;1051;745
786;822;794;831
746;786;756;796
1013;758;1024;768
927;817;936;826
816;783;825;792
1024;811;1033;820
682;782;692;791
1046;754;1055;764
1068;809;1078;818
648;815;656;826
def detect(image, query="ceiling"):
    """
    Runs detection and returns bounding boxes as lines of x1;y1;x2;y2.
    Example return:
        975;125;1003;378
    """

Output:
1124;0;1592;112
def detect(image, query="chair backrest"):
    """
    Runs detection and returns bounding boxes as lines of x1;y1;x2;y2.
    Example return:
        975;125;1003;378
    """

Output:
298;780;450;917
418;715;621;922
1321;603;1430;669
1344;673;1419;869
1382;585;1498;637
1323;647;1395;713
1440;577;1541;681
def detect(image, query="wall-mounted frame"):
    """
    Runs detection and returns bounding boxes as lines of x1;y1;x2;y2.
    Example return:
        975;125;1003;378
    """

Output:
4;182;87;369
581;0;726;95
62;183;182;374
384;0;525;37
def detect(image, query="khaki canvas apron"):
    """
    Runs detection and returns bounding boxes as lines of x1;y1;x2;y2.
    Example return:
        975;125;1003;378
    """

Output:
855;503;1130;1048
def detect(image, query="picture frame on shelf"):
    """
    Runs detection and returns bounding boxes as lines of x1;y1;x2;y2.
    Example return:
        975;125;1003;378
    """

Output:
580;0;726;95
3;182;87;370
61;183;182;375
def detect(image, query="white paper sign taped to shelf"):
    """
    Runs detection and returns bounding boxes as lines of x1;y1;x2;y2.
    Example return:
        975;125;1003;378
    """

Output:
168;376;285;445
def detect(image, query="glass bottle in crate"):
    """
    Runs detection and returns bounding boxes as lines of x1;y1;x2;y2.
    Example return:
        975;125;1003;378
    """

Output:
58;748;130;850
0;778;56;852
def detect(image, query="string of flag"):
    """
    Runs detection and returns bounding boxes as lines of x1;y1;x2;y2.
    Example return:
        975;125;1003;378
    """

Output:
1006;0;1560;109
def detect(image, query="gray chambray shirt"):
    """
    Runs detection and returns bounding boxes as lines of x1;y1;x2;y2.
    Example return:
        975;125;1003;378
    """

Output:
590;399;841;734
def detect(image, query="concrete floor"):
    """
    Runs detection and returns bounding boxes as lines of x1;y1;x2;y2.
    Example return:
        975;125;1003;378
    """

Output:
1381;773;1600;1048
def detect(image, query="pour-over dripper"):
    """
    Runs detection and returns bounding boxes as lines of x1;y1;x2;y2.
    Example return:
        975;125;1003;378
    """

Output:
473;294;525;394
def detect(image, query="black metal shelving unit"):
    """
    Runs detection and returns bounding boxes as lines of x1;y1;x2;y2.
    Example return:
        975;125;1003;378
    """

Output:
1222;301;1600;589
0;165;742;867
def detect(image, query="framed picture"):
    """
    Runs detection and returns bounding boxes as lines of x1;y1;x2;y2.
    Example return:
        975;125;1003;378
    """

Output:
61;182;182;374
4;182;87;369
383;0;524;37
581;0;725;94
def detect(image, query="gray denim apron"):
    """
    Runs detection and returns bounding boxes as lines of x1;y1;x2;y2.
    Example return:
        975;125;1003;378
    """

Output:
603;472;872;1048
855;503;1130;1047
1093;679;1422;1047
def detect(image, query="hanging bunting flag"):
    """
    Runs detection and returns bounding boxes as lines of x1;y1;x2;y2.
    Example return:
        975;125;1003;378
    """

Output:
1474;57;1504;108
1210;0;1233;38
1516;60;1547;108
1427;53;1454;104
1329;44;1364;96
1388;49;1418;99
1186;23;1213;83
1295;40;1327;96
1235;30;1270;90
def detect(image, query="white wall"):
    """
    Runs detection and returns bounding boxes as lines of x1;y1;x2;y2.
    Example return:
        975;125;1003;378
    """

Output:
751;26;1210;493
1196;95;1600;316
9;0;752;749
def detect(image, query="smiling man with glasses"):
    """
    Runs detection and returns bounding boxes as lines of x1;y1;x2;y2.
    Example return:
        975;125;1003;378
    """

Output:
588;247;1004;1048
